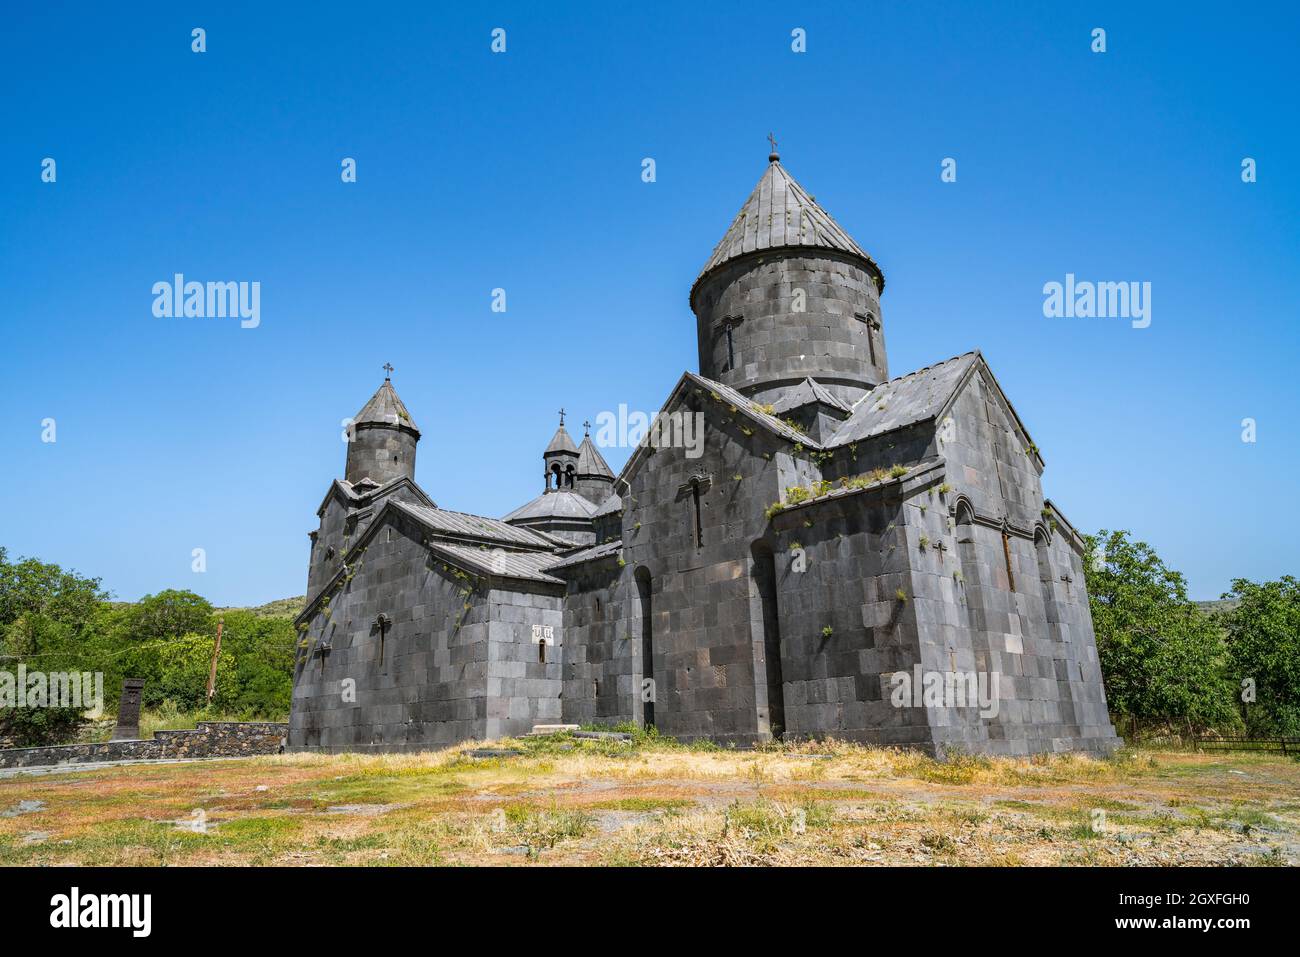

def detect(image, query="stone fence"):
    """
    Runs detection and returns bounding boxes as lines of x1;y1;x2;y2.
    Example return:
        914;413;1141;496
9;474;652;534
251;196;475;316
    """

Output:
0;721;287;770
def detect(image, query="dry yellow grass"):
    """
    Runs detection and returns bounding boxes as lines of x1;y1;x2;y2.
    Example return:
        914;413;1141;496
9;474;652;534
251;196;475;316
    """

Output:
1;736;1296;866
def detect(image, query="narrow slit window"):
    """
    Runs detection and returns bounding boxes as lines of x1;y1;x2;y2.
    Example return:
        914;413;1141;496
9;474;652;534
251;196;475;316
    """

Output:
690;479;704;549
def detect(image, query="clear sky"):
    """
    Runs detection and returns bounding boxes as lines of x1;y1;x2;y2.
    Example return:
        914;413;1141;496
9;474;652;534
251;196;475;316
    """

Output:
2;1;1296;605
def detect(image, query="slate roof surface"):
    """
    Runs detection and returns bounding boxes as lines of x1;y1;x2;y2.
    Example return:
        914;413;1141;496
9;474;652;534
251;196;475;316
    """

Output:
685;372;817;446
316;475;436;517
543;539;624;571
545;424;579;455
430;542;565;585
769;376;852;415
393;501;559;549
575;434;615;478
591;493;622;518
693;157;881;298
354;379;419;434
502;490;599;523
826;352;979;448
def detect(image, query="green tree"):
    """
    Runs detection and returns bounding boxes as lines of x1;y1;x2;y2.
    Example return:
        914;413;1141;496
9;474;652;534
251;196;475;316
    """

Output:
1223;577;1300;736
157;633;238;711
1084;530;1237;735
0;547;109;745
121;589;213;644
213;611;295;717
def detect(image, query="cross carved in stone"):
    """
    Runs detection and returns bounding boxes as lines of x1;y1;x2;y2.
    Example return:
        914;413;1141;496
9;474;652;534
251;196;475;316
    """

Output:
314;640;332;676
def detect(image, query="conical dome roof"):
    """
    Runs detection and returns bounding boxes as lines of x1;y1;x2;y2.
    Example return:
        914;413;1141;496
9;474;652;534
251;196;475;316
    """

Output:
354;379;419;435
575;434;614;478
691;152;882;305
503;489;599;523
545;424;579;456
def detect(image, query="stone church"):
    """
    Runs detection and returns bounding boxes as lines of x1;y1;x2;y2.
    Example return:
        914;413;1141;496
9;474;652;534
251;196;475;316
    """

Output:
290;147;1121;756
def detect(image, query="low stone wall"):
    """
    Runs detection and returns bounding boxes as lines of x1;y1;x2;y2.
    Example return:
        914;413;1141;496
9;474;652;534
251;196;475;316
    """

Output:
0;722;287;770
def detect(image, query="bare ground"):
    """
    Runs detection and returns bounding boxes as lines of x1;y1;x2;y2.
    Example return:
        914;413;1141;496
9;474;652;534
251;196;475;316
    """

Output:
1;735;1296;866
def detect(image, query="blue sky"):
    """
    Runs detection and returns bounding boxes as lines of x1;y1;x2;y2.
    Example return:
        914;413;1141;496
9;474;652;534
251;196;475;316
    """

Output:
2;1;1296;605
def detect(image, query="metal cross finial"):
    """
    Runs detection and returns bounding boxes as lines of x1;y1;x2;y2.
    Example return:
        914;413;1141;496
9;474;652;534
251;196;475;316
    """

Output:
382;362;394;379
583;419;591;436
767;132;778;153
557;407;566;426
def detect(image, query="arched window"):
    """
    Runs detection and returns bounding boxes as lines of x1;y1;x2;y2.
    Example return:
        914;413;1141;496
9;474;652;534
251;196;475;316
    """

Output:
565;465;576;489
954;499;979;599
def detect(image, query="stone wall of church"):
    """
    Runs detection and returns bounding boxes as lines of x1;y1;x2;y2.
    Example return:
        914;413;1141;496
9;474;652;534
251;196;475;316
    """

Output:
306;483;428;605
906;377;1119;755
766;475;935;747
559;558;638;727
608;394;796;746
936;372;1044;532
485;585;565;738
290;510;565;751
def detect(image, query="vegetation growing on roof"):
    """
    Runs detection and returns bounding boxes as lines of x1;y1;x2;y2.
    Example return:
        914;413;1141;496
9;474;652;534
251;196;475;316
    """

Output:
763;466;910;520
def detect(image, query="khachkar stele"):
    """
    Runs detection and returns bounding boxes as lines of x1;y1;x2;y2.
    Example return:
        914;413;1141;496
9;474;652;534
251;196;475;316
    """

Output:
288;144;1121;757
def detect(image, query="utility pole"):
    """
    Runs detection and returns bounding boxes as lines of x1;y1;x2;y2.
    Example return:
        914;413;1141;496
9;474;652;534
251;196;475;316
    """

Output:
206;617;224;704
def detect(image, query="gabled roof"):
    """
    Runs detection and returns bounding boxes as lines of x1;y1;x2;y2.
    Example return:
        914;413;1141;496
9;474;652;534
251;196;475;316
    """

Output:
692;156;882;305
502;489;599;524
354;379;419;434
391;501;561;550
824;351;1044;469
769;376;852;416
575;434;615;478
827;352;979;448
542;539;624;572
545;424;578;456
315;474;436;518
685;372;816;446
430;542;565;585
613;370;823;490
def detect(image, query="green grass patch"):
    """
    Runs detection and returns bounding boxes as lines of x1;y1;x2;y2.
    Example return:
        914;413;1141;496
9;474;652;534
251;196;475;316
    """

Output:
585;797;696;812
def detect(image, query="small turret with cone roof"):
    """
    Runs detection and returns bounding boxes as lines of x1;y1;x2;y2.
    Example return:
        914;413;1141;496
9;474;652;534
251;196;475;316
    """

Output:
543;408;580;493
345;364;420;486
573;419;615;505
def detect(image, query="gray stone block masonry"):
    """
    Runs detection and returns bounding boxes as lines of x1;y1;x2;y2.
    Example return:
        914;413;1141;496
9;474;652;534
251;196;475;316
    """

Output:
0;722;287;770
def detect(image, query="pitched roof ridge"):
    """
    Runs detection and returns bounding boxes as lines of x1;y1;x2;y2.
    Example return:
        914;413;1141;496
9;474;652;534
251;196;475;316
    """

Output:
685;372;823;447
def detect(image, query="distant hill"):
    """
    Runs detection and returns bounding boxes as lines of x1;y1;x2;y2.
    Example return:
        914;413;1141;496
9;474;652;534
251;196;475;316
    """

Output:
216;596;305;619
1195;599;1239;616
